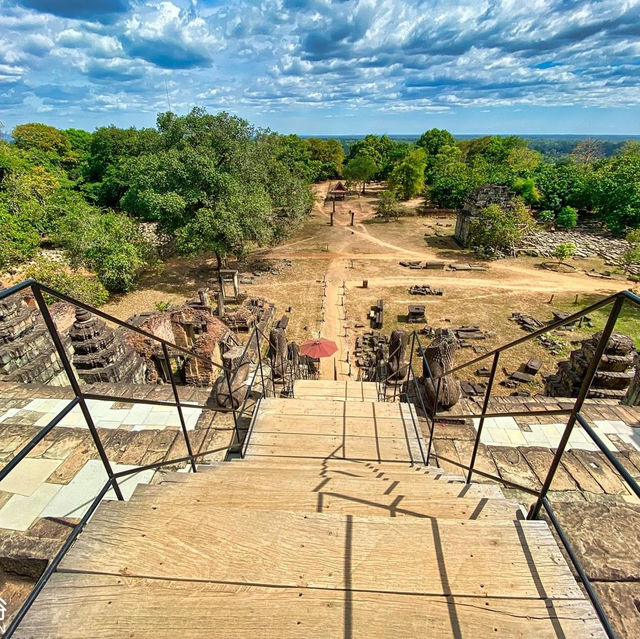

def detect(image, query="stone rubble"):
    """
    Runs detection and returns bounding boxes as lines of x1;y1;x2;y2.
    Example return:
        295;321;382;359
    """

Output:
520;223;640;275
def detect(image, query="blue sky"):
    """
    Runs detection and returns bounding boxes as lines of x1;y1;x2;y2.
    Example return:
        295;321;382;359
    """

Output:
1;0;639;135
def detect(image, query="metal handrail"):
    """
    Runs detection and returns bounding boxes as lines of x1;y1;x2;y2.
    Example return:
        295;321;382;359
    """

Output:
399;288;639;639
0;280;272;637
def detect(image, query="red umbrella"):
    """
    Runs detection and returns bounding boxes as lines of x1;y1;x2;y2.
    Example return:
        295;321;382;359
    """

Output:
299;338;338;359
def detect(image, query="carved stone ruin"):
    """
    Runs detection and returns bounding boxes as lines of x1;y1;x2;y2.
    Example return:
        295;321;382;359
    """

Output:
69;308;146;384
218;270;239;302
546;331;637;400
269;327;288;380
422;329;461;409
388;329;409;381
454;184;517;247
623;353;640;406
0;284;68;385
216;345;250;409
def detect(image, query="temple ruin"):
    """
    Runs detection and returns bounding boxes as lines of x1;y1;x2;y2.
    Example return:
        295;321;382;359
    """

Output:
69;308;147;384
545;331;637;399
0;284;68;386
454;184;517;247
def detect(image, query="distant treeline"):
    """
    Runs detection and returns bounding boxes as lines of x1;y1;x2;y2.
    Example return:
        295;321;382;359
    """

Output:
315;135;640;160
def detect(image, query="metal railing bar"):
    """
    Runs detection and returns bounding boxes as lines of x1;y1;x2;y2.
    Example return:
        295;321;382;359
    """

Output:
81;392;207;411
576;413;640;500
0;397;79;482
541;498;617;639
432;408;574;421
414;292;626;381
35;283;225;371
407;365;429;464
529;294;626;519
241;396;262;458
405;370;427;465
31;284;125;501
112;445;231;478
0;278;36;300
467;351;500;484
162;342;196;473
2;478;114;639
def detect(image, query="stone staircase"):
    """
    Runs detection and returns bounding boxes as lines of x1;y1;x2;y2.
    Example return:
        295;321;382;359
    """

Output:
14;380;606;637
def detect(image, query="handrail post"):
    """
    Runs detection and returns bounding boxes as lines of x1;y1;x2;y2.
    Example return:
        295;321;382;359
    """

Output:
224;366;242;450
529;295;625;519
467;350;500;484
31;285;124;500
255;326;267;398
162;343;196;473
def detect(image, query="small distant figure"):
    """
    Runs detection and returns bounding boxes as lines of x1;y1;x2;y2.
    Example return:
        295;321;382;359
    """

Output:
350;210;355;226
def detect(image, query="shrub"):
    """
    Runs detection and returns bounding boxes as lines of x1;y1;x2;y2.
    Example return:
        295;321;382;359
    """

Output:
0;206;40;269
375;190;399;221
538;210;555;225
25;258;109;306
556;206;578;229
469;200;535;252
553;242;576;262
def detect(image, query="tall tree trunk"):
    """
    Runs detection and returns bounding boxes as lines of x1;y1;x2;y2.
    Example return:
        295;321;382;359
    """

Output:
215;252;222;271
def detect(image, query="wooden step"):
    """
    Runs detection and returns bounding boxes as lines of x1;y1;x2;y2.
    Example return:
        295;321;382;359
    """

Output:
294;380;379;402
16;573;606;638
152;471;502;498
223;458;445;475
59;503;582;600
130;484;521;520
245;431;425;463
258;397;417;418
253;412;423;439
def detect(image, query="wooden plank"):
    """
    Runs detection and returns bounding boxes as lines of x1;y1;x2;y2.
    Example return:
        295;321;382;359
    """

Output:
17;574;606;639
60;505;583;599
132;485;519;519
489;447;542;492
254;413;423;440
153;473;502;499
257;398;414;419
246;432;423;463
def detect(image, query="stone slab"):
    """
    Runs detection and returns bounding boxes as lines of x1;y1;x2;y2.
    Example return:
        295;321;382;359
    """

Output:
0;458;63;497
40;460;155;519
0;483;62;531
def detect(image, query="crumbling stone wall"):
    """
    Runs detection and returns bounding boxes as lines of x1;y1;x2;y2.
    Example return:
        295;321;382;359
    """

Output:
546;331;636;400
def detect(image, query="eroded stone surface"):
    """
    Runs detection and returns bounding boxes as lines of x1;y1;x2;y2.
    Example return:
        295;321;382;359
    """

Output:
551;501;640;581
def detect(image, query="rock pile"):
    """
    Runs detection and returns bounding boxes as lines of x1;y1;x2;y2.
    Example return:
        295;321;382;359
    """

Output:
354;332;389;378
520;224;640;275
545;331;637;399
509;312;545;332
408;285;443;296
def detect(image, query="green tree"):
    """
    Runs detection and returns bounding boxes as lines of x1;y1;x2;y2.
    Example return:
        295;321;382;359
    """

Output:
375;190;399;221
304;138;344;181
591;155;640;233
417;128;455;157
388;147;427;200
343;153;378;194
469;201;535;252
622;229;640;273
553;242;576;263
119;108;312;269
556;206;578;229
